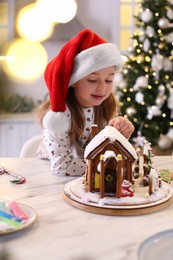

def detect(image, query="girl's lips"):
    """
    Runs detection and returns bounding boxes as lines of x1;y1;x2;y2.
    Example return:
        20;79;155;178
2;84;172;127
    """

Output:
91;94;105;99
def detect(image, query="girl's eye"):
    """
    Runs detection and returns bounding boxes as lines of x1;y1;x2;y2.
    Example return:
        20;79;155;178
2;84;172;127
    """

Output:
105;80;113;83
87;79;97;83
87;79;113;83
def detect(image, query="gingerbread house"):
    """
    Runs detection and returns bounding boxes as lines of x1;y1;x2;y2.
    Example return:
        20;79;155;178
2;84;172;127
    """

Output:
84;125;137;198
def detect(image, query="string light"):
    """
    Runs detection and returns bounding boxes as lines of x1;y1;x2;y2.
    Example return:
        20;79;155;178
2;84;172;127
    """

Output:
145;56;151;62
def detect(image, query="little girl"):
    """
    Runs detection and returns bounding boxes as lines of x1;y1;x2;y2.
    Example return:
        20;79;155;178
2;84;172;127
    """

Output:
38;28;134;176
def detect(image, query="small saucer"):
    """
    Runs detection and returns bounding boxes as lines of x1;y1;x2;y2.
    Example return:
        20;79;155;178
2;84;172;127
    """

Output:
0;203;37;235
138;229;173;260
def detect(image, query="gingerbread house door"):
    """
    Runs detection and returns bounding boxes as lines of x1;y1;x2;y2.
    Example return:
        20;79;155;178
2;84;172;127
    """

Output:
104;158;117;195
104;168;117;194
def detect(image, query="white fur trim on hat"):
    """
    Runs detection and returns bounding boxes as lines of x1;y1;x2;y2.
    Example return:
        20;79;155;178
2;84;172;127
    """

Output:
69;43;124;86
43;110;71;134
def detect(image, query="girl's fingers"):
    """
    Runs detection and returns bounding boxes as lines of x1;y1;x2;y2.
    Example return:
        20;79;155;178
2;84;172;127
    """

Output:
108;117;134;138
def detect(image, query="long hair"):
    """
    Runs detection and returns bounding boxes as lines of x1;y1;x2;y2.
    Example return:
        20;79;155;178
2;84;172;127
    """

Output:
38;87;119;142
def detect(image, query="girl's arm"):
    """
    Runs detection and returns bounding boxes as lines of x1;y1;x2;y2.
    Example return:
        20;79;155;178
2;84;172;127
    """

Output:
43;129;86;176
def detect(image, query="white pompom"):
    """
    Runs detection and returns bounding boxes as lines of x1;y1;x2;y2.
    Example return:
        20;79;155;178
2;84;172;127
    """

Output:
151;54;163;72
143;39;150;52
133;76;148;91
135;92;144;104
165;32;173;43
43;110;70;134
167;128;173;140
158;18;169;29
140;10;153;22
158;135;172;149
167;7;173;20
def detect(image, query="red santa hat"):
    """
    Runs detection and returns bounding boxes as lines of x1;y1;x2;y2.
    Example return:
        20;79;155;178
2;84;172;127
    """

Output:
43;28;124;134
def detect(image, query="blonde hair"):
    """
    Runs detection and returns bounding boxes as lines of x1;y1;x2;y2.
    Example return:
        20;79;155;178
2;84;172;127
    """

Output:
38;87;119;141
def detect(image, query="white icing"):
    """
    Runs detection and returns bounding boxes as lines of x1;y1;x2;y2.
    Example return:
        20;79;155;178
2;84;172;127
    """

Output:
97;150;116;172
150;168;159;193
84;126;137;160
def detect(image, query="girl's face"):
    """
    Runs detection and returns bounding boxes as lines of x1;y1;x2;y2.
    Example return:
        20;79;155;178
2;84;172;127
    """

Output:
73;66;115;107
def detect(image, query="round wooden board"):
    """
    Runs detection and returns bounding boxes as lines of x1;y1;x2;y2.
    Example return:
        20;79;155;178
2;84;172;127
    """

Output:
63;192;173;216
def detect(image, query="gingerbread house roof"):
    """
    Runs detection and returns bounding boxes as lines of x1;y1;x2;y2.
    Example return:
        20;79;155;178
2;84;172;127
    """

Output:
84;126;137;160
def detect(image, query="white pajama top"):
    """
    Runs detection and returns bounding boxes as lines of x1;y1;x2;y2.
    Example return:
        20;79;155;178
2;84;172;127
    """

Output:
42;107;95;176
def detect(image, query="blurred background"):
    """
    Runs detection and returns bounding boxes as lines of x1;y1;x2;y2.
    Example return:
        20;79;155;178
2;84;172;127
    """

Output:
0;0;173;157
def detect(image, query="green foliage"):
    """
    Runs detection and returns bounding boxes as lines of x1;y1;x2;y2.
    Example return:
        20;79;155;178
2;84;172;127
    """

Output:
0;89;35;113
115;0;173;146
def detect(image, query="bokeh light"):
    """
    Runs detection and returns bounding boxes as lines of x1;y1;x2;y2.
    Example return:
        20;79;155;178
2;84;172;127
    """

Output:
36;0;77;23
17;3;54;42
2;38;48;83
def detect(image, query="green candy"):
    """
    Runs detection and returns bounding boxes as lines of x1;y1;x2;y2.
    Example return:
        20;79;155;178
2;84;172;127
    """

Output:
0;216;23;229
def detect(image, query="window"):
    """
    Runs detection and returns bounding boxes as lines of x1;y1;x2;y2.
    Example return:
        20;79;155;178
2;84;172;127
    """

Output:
114;0;140;53
0;0;14;49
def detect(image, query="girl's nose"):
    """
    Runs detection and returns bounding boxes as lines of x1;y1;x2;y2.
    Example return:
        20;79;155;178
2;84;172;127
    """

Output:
96;81;106;91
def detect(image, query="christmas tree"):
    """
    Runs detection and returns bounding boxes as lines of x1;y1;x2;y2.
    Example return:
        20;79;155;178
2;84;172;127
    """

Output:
114;0;173;151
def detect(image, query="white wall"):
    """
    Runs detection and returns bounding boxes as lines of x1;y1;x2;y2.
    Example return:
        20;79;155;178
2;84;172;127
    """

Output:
76;0;117;43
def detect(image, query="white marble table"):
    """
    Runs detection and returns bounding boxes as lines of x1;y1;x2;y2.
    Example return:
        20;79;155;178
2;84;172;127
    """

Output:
0;156;173;260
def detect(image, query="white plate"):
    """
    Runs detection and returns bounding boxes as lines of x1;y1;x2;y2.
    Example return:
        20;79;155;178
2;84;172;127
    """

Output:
0;203;37;235
138;229;173;260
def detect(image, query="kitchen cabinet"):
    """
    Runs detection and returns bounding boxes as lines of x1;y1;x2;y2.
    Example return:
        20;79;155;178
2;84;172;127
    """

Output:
0;112;42;157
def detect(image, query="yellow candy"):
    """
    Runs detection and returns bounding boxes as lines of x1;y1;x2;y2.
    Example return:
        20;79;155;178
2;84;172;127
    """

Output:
144;192;149;198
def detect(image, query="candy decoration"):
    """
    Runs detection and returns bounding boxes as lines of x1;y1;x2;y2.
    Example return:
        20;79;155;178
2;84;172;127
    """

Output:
0;209;22;222
0;216;23;230
160;170;171;183
9;201;28;220
121;180;134;197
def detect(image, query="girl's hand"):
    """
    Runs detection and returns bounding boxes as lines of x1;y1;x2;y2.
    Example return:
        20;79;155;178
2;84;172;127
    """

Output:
108;116;134;139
